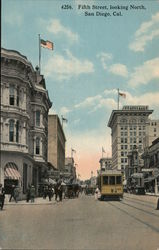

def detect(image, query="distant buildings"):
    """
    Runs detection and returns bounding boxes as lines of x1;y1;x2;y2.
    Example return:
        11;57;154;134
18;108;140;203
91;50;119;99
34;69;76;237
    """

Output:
142;137;159;194
99;157;112;171
63;157;76;183
108;105;153;174
0;48;52;196
143;119;159;149
48;115;66;170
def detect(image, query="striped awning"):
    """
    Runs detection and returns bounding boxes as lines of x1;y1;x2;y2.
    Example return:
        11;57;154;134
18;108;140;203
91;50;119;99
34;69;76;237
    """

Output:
4;162;21;180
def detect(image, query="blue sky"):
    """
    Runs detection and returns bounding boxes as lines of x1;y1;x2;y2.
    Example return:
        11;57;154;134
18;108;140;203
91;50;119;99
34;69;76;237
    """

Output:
2;0;159;179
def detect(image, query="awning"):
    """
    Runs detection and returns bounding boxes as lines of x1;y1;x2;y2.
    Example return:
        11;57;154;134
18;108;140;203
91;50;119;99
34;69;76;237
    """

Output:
48;178;56;185
144;176;155;183
131;173;143;178
4;162;21;180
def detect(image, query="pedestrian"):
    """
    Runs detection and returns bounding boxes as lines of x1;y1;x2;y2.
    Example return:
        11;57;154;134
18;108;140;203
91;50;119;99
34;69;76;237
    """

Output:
0;184;5;210
26;185;31;202
48;185;53;201
9;185;16;202
30;185;35;203
58;184;63;202
14;185;20;203
95;187;100;200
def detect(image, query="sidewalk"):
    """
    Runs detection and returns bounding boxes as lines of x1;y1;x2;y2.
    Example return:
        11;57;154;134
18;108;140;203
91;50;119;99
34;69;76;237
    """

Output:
5;196;57;205
146;192;159;197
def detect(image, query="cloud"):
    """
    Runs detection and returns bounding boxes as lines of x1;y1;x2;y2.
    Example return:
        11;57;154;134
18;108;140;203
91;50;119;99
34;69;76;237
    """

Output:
129;12;159;52
60;106;71;115
121;91;159;107
48;108;57;115
74;95;102;109
97;52;128;78
43;50;94;80
128;57;159;87
47;19;79;43
97;52;113;70
109;64;128;77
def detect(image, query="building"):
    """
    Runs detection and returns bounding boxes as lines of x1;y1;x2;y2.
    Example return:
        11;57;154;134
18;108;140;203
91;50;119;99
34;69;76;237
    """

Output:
143;119;159;149
0;48;52;197
108;105;153;174
142;137;159;194
99;157;112;171
64;157;76;183
48;115;66;170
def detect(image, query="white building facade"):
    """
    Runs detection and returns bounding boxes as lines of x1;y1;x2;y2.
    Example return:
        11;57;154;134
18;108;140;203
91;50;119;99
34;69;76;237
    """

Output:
108;105;153;174
0;48;52;197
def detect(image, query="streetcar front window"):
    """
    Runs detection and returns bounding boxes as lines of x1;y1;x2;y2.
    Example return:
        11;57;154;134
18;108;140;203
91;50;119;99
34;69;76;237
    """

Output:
116;176;122;184
103;176;108;185
109;176;115;185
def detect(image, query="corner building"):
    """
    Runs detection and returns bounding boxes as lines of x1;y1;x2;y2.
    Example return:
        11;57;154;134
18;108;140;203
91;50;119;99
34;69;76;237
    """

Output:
0;48;52;197
108;106;153;173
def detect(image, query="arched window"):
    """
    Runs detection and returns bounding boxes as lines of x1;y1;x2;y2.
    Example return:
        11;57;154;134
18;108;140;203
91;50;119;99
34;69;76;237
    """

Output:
16;121;19;143
9;120;14;142
9;85;15;105
36;137;40;154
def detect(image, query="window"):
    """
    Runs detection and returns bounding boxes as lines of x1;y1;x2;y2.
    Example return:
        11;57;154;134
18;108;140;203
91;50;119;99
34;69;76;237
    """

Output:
125;145;127;150
9;120;14;142
9;85;15;105
125;138;127;143
121;127;123;130
17;87;19;106
125;158;127;163
109;176;115;185
125;132;127;136
154;128;156;132
36;137;40;154
139;126;141;130
121;145;123;150
103;176;108;185
139;138;142;143
121;158;124;163
16;121;19;143
121;138;124;143
121;151;124;156
36;111;40;126
116;176;122;184
121;132;123;136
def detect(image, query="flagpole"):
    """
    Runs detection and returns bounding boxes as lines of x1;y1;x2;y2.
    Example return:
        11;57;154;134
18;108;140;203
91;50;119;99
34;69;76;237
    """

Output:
117;88;119;110
102;147;103;158
38;34;41;74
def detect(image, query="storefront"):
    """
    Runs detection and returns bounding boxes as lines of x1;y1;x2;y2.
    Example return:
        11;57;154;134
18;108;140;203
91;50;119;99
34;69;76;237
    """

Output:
4;162;21;194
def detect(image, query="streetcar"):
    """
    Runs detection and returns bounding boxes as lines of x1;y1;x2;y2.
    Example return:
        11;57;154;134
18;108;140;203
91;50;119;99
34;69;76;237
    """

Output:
97;170;123;200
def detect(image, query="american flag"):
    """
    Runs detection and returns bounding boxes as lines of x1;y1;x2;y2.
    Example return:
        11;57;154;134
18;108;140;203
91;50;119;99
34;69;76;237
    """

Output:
119;92;126;98
40;39;53;50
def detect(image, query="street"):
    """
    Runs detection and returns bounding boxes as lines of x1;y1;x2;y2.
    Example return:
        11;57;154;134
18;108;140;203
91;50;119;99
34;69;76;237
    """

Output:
0;193;159;250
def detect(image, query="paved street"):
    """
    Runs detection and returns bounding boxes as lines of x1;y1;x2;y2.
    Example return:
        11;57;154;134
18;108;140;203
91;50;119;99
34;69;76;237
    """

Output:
0;193;159;250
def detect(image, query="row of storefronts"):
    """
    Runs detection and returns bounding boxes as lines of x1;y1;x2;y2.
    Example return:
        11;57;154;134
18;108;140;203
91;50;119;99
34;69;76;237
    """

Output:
125;138;159;194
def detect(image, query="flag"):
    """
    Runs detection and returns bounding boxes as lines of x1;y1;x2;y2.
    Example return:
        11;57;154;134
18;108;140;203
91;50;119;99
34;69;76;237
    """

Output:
102;147;106;153
40;39;53;50
62;117;68;123
119;92;126;98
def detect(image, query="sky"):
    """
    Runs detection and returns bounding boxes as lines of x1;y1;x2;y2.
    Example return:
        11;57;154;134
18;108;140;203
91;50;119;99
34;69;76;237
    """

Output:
2;0;159;180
